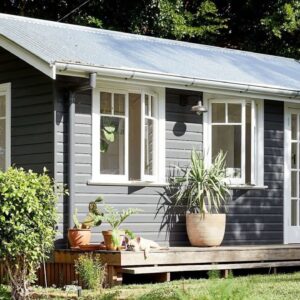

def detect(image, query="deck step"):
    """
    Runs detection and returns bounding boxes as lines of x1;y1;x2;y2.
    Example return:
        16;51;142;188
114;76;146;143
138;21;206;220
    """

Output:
122;260;300;274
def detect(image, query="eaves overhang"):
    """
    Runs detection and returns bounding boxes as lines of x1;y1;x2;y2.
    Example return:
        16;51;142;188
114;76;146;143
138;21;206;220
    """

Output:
55;62;300;101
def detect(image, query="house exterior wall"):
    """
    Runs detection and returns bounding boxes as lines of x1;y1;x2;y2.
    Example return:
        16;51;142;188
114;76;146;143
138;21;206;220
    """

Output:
55;75;284;247
0;47;54;174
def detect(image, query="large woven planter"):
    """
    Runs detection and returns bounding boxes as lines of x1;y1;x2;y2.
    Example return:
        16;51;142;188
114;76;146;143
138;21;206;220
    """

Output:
186;213;226;247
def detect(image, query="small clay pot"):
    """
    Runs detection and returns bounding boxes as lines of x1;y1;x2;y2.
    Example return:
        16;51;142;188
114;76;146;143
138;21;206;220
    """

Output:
186;213;226;247
102;230;125;251
68;228;91;248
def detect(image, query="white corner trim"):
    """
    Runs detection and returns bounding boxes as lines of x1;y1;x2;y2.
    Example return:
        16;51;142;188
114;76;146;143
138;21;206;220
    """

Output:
0;35;55;79
0;83;11;169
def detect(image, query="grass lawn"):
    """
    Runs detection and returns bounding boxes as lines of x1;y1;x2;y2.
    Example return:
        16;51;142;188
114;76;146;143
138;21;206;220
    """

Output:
2;272;300;299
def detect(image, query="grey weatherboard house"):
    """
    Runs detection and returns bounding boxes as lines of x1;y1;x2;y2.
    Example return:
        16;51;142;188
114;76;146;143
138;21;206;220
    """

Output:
0;13;300;248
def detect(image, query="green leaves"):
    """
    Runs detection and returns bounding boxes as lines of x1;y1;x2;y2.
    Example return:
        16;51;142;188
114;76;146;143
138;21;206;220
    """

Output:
0;167;60;294
172;150;230;215
96;205;141;248
98;205;141;230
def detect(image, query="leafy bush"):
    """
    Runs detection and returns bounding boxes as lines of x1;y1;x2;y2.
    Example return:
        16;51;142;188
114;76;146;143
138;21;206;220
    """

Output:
207;269;221;279
75;254;106;290
0;168;60;299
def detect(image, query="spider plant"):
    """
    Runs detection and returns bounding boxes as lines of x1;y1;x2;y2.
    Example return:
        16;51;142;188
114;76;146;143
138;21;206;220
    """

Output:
172;150;230;215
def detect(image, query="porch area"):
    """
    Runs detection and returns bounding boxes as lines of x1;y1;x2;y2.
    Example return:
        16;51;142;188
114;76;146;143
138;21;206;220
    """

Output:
37;244;300;287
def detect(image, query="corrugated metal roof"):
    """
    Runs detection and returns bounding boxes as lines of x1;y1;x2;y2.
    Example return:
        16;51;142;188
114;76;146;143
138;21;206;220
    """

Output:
0;13;299;91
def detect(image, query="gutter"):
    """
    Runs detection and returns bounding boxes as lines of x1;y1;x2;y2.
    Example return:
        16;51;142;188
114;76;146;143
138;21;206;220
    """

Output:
55;62;300;100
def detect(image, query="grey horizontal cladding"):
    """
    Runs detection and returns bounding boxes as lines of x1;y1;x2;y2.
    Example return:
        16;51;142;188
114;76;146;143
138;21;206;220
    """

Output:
0;47;54;176
223;100;284;245
55;78;284;247
12;143;53;155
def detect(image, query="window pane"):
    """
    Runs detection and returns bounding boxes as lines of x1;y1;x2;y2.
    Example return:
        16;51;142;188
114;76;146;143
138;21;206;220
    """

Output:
100;92;112;114
129;93;141;180
145;94;149;116
228;104;241;123
100;116;125;175
292;200;297;226
0;96;5;118
151;96;155;117
114;94;125;115
144;118;154;175
292;114;297;140
292;143;297;169
212;125;241;178
212;103;225;123
0;119;5;171
291;171;297;198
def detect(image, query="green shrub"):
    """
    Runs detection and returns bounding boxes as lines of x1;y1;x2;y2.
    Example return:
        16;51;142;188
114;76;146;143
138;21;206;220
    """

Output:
0;167;60;300
75;254;106;290
207;269;221;279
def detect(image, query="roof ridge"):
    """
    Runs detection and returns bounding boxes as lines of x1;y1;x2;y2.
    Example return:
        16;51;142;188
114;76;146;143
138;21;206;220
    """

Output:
0;13;297;63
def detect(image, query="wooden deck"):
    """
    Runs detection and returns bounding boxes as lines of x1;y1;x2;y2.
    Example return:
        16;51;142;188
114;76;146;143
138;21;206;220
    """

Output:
49;244;300;287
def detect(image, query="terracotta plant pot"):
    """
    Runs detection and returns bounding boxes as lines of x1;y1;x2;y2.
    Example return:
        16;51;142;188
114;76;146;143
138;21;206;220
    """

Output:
186;213;226;247
68;228;91;248
102;230;125;251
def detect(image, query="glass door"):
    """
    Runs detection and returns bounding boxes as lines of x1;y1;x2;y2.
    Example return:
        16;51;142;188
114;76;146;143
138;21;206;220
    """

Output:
285;109;300;243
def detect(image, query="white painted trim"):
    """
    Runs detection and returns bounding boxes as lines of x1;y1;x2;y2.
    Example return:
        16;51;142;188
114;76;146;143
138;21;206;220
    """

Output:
0;83;11;170
141;92;159;182
256;100;264;186
284;102;289;244
91;82;165;183
283;103;300;244
55;62;300;100
87;180;169;187
203;93;264;186
0;36;55;79
203;94;210;168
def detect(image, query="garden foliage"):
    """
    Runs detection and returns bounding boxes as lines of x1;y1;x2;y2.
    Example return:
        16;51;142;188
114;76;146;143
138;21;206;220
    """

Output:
0;168;59;300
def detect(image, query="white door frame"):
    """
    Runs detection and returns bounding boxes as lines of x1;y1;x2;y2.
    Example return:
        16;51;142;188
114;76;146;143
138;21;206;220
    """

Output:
284;102;300;244
0;82;11;170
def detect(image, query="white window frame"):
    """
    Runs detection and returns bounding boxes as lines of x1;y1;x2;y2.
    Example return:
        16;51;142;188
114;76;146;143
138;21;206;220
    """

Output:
0;83;11;170
92;82;165;184
141;92;158;182
203;93;264;186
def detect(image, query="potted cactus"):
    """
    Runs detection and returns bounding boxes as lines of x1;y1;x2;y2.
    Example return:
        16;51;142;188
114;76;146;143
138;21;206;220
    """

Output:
68;196;103;248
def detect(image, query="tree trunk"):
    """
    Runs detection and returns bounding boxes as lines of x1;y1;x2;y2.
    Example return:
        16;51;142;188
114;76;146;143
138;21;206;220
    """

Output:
5;261;30;300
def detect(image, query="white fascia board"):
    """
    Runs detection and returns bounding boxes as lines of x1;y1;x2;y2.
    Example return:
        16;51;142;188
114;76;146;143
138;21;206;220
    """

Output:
55;62;300;101
0;35;55;79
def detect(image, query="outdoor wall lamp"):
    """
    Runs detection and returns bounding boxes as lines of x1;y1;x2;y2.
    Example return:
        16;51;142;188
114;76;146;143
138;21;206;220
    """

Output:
191;100;208;115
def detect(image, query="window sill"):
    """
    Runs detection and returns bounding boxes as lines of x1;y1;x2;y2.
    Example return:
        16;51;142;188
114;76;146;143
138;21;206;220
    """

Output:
228;185;268;190
87;180;169;187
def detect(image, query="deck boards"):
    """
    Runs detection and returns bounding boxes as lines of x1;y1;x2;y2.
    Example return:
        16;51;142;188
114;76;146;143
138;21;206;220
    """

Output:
51;245;300;286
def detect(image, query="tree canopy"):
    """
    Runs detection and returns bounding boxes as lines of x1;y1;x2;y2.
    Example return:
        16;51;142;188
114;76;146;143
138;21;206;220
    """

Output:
0;0;299;59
